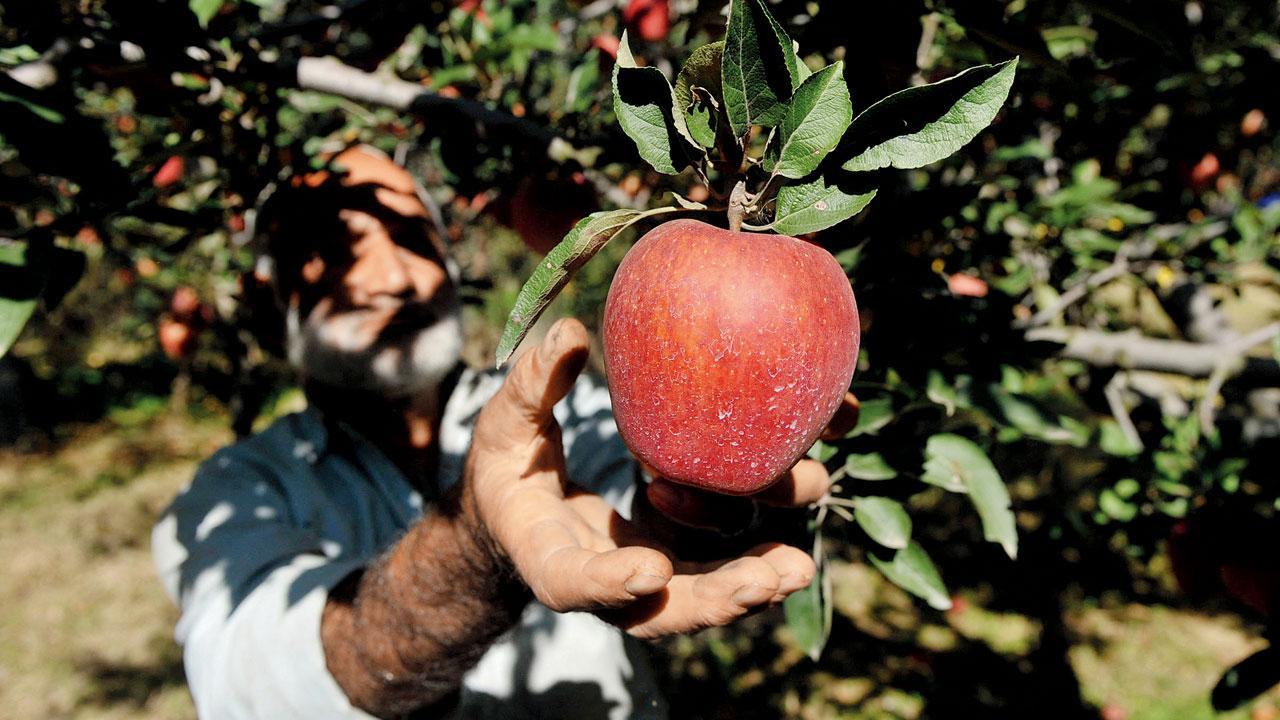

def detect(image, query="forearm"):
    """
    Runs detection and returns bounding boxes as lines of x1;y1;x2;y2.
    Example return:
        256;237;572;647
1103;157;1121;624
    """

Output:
321;480;530;718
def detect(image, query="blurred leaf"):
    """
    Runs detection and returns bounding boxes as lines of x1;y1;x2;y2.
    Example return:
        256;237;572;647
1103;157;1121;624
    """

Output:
926;370;959;416
496;207;675;366
772;175;876;235
722;0;795;137
0;240;39;358
841;58;1018;172
0;90;64;124
1098;488;1137;522
1099;420;1141;457
922;434;1018;559
844;452;898;480
565;51;602;114
807;440;838;463
990;386;1087;446
189;0;223;27
854;496;912;549
847;397;893;437
869;542;952;611
784;529;831;661
775;62;851;179
613;33;697;174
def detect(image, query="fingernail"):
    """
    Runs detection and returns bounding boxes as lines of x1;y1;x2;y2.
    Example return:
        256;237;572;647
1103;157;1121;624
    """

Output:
731;583;773;607
625;572;667;596
779;572;812;593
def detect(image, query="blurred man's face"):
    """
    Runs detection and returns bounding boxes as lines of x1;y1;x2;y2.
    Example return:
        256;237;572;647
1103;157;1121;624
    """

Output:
283;192;462;402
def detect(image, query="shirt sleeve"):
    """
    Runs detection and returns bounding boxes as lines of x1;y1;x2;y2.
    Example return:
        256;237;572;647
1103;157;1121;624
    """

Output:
152;451;374;720
555;372;639;518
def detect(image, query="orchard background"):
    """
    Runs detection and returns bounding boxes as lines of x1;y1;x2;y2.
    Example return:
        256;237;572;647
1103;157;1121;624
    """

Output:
2;1;1279;718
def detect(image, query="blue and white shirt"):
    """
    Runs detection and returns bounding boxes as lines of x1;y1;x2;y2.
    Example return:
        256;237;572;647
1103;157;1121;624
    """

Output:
152;368;668;719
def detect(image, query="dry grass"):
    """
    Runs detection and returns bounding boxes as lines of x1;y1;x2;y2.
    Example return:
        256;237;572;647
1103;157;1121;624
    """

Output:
0;410;230;720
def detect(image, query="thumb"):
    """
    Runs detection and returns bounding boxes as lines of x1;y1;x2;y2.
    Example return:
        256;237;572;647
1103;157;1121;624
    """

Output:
490;318;590;438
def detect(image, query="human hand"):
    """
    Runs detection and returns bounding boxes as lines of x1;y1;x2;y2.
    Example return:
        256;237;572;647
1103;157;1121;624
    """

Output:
466;318;823;637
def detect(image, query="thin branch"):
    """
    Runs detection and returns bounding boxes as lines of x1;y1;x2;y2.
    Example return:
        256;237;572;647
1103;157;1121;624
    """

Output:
1103;372;1144;452
1027;326;1280;381
1197;322;1280;435
288;57;596;165
1013;256;1132;329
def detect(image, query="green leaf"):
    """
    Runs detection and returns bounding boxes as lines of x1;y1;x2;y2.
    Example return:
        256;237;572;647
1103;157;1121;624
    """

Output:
840;58;1018;172
565;50;602;114
843;452;898;481
0;90;65;125
783;529;831;661
612;33;697;175
775;62;852;179
189;0;224;27
921;434;1018;559
846;397;893;437
495;207;676;366
1098;488;1137;522
722;0;795;137
990;386;1087;446
0;240;42;358
1099;420;1141;457
773;175;877;236
854;496;911;549
869;542;951;611
674;43;725;150
807;440;837;463
926;370;958;416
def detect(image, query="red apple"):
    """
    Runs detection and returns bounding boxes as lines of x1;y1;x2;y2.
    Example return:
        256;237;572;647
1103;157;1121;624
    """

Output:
505;173;599;254
158;318;196;360
603;219;859;495
152;156;185;189
623;0;671;43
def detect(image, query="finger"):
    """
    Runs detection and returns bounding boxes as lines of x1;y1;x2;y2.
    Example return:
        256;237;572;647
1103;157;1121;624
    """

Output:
753;459;831;508
743;542;817;603
646;479;755;532
531;542;674;612
483;319;589;443
820;391;861;441
606;554;783;638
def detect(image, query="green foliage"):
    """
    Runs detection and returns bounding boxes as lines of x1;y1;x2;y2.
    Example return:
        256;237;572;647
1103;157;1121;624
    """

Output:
840;59;1019;172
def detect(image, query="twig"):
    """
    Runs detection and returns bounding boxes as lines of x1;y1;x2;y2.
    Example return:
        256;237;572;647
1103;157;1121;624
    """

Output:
1103;372;1144;452
1013;256;1132;329
1027;326;1280;380
1197;322;1280;435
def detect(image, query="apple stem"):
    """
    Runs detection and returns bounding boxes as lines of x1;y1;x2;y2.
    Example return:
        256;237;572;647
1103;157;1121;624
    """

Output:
727;180;748;232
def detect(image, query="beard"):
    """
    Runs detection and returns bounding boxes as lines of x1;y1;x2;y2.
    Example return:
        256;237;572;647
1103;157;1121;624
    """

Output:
285;293;463;402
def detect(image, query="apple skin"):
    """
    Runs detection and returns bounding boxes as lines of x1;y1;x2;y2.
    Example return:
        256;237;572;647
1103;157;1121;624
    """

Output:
603;219;859;495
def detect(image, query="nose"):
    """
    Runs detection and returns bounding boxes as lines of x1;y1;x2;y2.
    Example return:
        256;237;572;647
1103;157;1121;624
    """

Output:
350;237;415;304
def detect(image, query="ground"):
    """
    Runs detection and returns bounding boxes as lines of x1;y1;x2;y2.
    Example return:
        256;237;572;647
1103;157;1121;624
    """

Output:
1;402;1276;719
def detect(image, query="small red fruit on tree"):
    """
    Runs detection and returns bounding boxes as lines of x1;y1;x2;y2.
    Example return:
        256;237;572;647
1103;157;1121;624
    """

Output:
158;318;196;360
505;173;599;255
603;219;859;495
623;0;671;43
152;156;185;189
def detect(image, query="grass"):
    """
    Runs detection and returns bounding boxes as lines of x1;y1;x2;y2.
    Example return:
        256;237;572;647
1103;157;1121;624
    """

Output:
0;406;229;720
2;402;1278;719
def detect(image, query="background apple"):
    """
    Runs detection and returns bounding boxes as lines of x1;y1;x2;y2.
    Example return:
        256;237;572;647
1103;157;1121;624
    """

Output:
603;219;859;495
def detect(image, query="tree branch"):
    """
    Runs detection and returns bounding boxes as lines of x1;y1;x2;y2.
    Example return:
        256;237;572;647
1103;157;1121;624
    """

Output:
289;57;598;167
1197;323;1280;434
1027;326;1280;381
